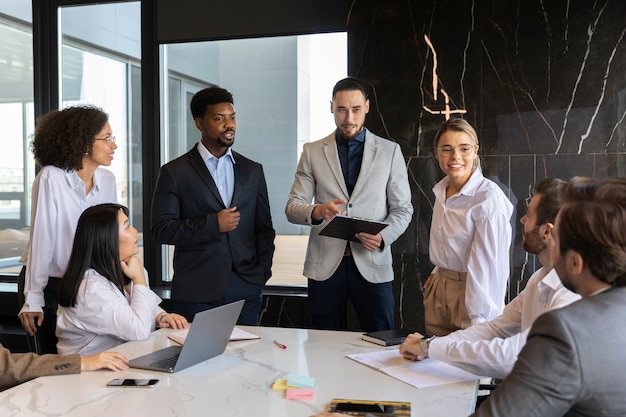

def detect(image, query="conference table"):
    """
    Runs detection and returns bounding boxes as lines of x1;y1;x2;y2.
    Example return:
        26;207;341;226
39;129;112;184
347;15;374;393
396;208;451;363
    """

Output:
0;326;477;416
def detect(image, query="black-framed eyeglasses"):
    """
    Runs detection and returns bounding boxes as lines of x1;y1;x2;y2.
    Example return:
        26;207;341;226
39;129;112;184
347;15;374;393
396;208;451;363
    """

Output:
95;135;116;145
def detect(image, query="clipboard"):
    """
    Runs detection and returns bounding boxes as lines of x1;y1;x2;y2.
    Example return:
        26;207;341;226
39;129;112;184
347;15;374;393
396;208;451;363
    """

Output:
318;215;388;242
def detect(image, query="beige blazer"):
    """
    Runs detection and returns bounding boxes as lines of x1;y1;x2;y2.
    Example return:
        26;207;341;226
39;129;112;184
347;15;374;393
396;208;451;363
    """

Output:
285;129;413;283
0;343;80;390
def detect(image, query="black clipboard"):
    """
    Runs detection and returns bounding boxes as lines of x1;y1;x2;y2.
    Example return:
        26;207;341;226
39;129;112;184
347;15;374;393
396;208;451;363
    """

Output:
318;215;388;242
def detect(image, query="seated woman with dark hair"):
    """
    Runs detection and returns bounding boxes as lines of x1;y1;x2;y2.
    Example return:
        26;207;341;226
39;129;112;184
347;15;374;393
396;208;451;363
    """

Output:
56;203;188;355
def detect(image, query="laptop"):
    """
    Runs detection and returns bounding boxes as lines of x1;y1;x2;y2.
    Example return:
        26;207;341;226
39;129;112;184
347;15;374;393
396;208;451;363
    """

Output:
128;299;244;373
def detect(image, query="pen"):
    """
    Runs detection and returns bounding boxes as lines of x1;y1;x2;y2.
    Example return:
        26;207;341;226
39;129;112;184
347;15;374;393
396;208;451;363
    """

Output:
273;339;287;349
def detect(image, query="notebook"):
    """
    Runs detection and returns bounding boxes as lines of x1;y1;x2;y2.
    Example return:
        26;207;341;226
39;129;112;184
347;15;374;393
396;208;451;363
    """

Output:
168;326;259;345
128;299;244;373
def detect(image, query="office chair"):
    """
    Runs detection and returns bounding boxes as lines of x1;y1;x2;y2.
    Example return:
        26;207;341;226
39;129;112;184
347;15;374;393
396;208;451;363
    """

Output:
17;267;58;354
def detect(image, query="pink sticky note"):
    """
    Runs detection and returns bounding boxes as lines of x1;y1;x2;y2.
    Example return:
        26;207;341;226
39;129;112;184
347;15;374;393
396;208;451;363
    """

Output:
285;387;314;400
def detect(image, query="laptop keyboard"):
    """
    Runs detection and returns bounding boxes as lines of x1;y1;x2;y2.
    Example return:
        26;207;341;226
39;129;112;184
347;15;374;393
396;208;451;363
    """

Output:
150;354;180;369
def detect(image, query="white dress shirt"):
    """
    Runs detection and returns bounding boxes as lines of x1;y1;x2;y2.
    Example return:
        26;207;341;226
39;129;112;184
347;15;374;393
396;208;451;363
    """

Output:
429;267;581;379
429;169;513;324
19;166;117;314
56;268;165;356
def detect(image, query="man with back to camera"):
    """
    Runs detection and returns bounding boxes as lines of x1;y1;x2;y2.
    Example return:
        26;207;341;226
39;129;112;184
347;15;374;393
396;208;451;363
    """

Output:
399;178;580;379
285;77;413;332
151;86;275;325
468;176;626;416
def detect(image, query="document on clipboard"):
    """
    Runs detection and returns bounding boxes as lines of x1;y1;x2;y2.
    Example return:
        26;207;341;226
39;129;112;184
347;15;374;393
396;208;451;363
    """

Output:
318;215;388;242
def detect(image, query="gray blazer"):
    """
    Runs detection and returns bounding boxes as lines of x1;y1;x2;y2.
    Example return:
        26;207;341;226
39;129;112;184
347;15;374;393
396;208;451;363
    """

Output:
285;129;413;283
472;286;626;417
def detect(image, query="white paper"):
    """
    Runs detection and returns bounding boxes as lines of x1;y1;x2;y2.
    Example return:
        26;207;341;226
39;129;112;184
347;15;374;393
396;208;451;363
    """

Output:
168;327;260;345
348;349;482;388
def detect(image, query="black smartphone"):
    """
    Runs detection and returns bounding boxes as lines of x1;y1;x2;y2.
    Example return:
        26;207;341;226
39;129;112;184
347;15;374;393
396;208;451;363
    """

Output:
333;402;393;414
107;378;159;388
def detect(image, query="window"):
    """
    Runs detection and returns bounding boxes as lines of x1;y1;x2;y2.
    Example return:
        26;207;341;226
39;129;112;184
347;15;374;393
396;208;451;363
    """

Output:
0;7;35;275
160;33;347;286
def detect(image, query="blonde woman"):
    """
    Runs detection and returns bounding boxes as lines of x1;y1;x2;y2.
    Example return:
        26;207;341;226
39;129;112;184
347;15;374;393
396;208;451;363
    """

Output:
424;118;513;336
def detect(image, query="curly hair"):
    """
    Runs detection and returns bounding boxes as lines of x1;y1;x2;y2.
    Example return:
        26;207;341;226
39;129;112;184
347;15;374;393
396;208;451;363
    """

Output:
31;105;109;171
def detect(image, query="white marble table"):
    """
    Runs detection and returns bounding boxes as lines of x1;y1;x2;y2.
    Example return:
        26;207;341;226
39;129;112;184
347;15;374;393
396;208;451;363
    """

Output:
0;326;477;417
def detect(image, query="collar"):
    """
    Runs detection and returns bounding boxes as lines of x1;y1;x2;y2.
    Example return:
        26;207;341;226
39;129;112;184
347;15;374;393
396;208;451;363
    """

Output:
67;169;100;192
433;167;483;196
197;141;236;164
540;267;564;291
588;286;611;297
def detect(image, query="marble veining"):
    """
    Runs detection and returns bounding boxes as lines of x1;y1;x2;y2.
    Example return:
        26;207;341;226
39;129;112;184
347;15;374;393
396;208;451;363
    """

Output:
341;0;626;332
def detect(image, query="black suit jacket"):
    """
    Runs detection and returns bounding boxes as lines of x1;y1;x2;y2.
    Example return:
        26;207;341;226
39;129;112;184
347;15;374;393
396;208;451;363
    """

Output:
150;145;275;303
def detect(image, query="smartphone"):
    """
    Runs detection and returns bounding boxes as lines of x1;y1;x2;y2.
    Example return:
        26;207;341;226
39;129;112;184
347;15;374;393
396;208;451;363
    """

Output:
107;378;159;388
333;402;393;414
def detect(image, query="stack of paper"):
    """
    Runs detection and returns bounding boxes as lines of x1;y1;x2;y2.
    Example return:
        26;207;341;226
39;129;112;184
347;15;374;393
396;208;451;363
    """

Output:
348;350;483;388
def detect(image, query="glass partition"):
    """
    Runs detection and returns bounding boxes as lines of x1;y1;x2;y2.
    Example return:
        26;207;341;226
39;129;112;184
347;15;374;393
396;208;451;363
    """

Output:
159;33;347;285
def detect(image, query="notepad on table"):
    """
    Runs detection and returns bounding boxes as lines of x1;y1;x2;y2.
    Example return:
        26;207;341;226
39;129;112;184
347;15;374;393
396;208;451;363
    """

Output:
348;349;483;388
168;326;260;345
361;328;413;346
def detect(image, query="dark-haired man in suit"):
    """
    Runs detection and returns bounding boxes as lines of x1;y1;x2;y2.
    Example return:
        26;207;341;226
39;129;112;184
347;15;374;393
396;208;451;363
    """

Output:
469;176;626;417
151;86;275;325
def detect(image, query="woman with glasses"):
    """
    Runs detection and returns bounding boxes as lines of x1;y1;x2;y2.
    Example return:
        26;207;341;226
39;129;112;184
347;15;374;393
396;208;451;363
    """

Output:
56;204;187;355
423;118;513;337
18;105;119;353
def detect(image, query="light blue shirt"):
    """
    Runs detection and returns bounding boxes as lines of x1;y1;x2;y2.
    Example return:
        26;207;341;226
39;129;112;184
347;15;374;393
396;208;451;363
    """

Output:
197;142;235;207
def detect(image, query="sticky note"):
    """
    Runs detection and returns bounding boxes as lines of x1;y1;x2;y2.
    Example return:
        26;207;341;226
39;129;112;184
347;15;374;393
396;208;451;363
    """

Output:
286;374;315;388
286;387;314;400
272;379;288;390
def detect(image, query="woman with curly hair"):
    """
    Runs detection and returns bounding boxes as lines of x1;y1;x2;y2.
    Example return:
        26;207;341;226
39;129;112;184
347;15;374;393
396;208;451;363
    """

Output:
18;105;118;353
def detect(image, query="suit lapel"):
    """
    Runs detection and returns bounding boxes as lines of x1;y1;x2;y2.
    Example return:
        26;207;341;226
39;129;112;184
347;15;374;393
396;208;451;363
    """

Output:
322;134;349;197
188;147;225;206
230;151;243;206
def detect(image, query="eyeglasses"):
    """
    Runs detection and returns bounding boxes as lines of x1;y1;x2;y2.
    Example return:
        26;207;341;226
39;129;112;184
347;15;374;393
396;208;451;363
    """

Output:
436;145;475;156
95;136;116;146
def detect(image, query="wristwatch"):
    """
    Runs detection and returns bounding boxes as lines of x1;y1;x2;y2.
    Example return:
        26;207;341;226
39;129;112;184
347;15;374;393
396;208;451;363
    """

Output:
419;335;436;356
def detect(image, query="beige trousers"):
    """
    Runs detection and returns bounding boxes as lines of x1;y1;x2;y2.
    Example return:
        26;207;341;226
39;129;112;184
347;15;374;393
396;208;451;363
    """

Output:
423;267;470;336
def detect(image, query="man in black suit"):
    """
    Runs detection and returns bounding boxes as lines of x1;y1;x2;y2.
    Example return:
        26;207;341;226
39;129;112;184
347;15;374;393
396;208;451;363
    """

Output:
151;86;275;325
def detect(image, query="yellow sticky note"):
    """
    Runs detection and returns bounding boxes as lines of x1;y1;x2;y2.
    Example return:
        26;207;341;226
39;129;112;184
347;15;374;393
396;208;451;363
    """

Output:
272;378;289;390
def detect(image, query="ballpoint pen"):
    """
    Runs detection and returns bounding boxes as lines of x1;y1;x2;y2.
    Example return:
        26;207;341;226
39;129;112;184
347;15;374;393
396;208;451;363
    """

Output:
273;339;287;349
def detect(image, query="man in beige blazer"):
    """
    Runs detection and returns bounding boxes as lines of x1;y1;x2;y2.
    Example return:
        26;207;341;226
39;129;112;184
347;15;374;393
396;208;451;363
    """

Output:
285;77;413;331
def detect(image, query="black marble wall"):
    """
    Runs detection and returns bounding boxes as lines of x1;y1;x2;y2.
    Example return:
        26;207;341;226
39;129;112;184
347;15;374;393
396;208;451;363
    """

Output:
347;0;626;333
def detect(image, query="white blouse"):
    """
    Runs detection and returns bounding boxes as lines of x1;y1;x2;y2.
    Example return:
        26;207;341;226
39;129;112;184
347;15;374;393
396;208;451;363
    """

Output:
56;268;165;356
20;165;117;314
429;169;514;325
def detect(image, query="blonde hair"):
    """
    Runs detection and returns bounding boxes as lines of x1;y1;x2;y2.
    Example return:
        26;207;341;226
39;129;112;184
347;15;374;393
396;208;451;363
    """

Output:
433;118;481;169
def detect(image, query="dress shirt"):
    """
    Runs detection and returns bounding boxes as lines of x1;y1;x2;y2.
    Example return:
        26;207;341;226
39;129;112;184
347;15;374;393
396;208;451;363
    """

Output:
429;169;513;324
56;268;164;356
336;129;365;195
198;142;235;207
429;267;580;379
19;166;117;314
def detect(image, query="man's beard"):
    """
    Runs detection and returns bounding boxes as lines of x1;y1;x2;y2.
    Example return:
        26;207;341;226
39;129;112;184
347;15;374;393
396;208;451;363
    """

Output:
522;225;547;255
554;256;577;293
